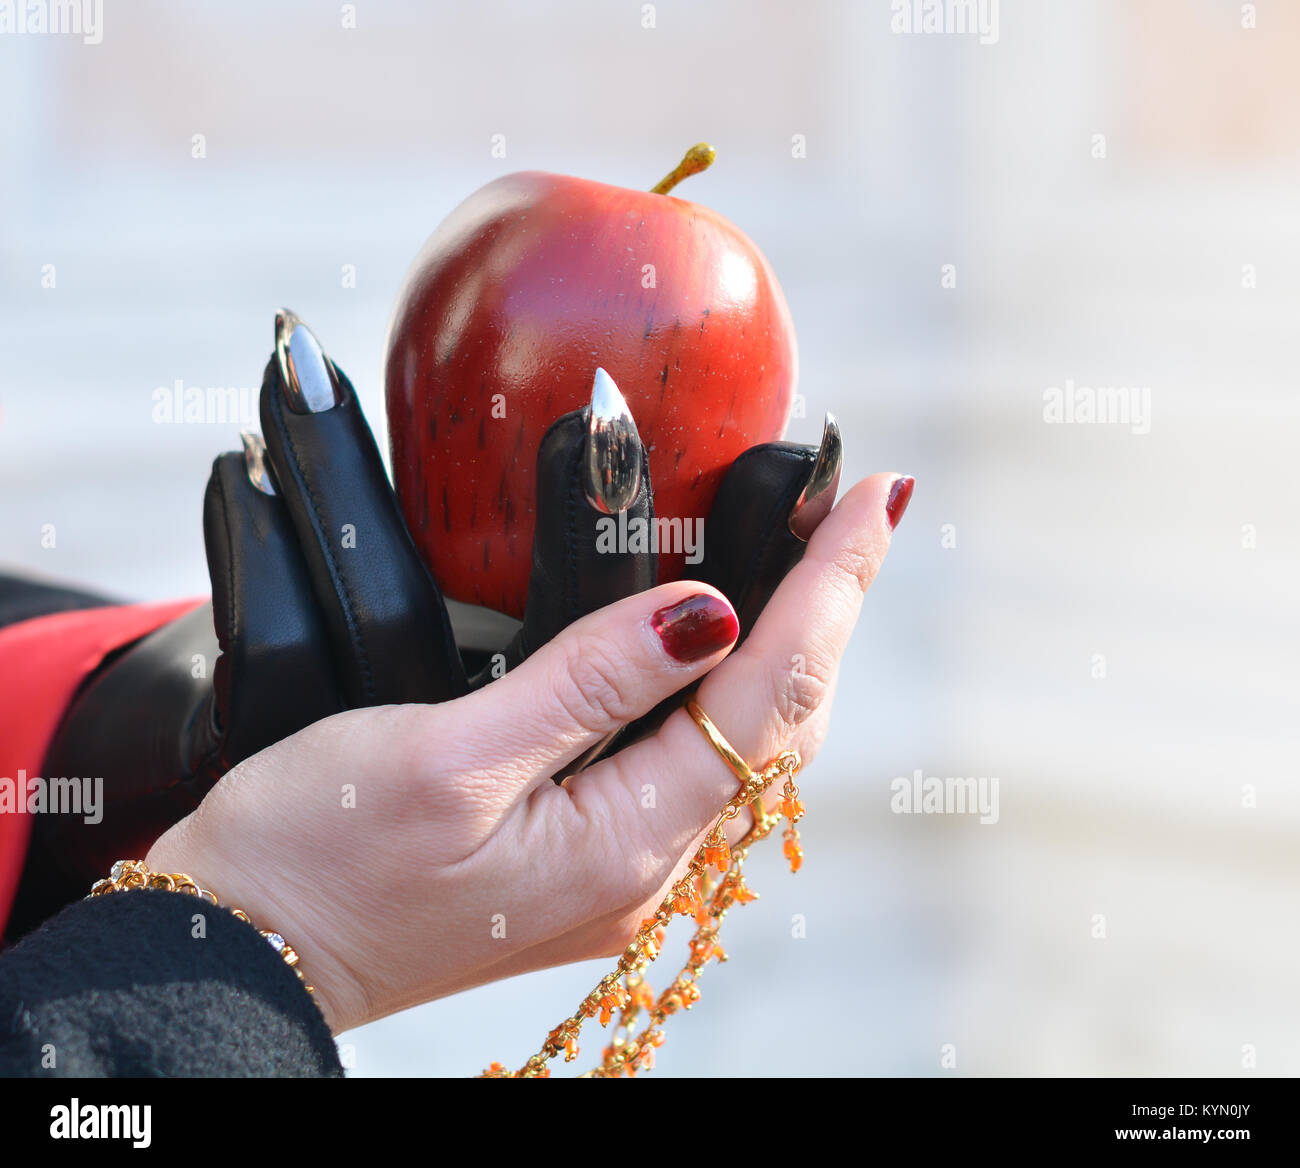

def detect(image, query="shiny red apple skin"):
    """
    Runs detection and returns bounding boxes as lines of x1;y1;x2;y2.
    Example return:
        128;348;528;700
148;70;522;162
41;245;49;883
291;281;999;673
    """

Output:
384;169;797;619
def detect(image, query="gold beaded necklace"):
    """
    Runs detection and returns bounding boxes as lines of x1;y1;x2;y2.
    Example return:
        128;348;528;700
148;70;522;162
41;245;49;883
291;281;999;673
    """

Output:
483;703;805;1078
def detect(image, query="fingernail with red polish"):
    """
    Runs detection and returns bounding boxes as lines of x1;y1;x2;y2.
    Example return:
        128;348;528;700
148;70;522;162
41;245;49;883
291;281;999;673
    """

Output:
886;475;914;530
651;594;739;663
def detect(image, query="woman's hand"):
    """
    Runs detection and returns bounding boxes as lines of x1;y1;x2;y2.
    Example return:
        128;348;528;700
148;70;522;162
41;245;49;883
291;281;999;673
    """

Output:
147;473;909;1033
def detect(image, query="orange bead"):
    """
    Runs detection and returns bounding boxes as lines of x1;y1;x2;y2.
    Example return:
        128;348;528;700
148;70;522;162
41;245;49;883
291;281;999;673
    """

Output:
702;834;731;871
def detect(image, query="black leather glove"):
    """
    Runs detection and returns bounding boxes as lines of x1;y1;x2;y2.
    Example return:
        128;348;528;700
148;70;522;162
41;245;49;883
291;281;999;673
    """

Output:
7;310;841;937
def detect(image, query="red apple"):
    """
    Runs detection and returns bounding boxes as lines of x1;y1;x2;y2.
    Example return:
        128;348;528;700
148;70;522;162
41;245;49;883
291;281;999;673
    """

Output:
384;146;797;619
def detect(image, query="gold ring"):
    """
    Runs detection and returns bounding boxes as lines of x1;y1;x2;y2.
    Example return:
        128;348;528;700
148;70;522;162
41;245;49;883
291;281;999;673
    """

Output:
685;699;754;783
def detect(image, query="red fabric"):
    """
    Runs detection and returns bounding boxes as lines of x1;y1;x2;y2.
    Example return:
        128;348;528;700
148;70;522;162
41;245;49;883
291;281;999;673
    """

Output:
0;600;204;935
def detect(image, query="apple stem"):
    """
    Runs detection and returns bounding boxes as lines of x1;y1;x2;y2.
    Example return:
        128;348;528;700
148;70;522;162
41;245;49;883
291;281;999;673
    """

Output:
650;143;716;195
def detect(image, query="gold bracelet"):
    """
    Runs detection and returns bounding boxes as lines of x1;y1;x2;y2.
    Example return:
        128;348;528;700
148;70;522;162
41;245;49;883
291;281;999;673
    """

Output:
89;860;314;995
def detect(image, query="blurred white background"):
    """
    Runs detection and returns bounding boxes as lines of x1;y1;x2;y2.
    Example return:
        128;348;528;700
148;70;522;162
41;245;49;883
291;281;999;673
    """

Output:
2;0;1297;1075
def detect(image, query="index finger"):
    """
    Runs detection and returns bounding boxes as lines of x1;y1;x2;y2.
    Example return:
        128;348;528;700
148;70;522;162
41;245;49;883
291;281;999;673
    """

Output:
567;472;909;854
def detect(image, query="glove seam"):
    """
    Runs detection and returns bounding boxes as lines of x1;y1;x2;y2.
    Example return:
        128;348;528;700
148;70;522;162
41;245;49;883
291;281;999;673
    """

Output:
268;385;377;704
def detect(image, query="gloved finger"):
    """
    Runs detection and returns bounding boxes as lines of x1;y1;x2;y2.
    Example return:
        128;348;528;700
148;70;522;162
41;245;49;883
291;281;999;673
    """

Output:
258;309;466;706
559;415;843;773
475;368;656;685
203;439;343;766
696;413;843;643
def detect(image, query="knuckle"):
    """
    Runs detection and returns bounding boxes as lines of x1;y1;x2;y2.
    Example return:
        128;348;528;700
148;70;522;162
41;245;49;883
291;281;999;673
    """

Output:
768;652;833;734
830;541;881;595
555;634;638;734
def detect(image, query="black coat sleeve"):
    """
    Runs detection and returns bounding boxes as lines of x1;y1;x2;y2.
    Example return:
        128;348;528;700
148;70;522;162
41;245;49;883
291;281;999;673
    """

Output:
0;889;343;1077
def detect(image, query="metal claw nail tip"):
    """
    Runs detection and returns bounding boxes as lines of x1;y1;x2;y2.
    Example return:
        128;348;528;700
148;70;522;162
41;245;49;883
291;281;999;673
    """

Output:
274;308;344;414
241;431;277;495
582;367;642;514
788;413;843;540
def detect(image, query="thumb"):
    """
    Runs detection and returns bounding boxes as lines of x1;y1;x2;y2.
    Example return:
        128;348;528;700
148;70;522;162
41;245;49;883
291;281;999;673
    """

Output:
450;582;740;786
